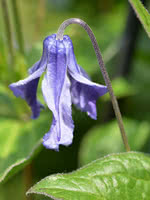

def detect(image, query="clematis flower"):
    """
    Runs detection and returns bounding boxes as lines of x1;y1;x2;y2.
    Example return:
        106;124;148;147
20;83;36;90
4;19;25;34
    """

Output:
9;34;108;150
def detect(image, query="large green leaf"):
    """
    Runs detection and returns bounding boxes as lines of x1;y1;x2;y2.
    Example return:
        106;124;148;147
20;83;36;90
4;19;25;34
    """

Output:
79;118;150;166
128;0;150;37
0;113;51;183
27;152;150;200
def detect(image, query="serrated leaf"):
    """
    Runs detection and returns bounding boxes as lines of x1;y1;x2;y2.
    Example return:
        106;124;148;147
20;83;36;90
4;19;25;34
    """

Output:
128;0;150;37
0;113;51;183
27;152;150;200
79;118;150;166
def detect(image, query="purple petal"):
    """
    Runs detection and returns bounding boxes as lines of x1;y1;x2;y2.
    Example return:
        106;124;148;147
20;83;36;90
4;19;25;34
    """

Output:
9;66;46;118
64;35;108;119
9;41;50;118
42;76;74;150
42;39;74;150
9;35;57;118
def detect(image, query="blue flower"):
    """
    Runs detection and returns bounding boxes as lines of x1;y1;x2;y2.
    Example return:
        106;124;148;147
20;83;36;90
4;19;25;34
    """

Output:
9;34;108;150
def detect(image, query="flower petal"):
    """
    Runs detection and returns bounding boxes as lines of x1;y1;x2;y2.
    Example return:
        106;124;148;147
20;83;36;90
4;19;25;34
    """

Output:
42;40;74;150
70;72;107;119
9;35;57;118
42;75;74;150
9;41;49;119
63;35;108;119
9;67;45;119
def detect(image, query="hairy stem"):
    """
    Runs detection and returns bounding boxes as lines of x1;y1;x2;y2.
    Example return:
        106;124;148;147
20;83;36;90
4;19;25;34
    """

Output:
57;18;130;152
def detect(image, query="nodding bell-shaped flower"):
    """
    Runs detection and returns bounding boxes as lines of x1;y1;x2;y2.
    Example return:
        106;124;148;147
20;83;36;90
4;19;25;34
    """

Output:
9;34;108;150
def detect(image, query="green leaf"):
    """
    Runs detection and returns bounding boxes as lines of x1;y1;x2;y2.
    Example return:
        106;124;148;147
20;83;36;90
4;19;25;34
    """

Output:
0;113;51;183
27;152;150;200
79;118;150;166
128;0;150;37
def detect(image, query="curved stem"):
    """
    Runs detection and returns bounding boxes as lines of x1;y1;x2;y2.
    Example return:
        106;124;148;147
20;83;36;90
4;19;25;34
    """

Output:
57;18;130;152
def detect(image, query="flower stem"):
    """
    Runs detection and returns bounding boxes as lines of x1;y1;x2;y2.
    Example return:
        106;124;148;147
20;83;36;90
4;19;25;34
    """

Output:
1;0;14;65
10;0;25;55
56;18;130;152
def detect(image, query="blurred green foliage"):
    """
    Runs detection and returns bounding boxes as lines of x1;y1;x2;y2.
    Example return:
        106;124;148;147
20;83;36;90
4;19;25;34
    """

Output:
79;118;150;166
0;0;150;199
